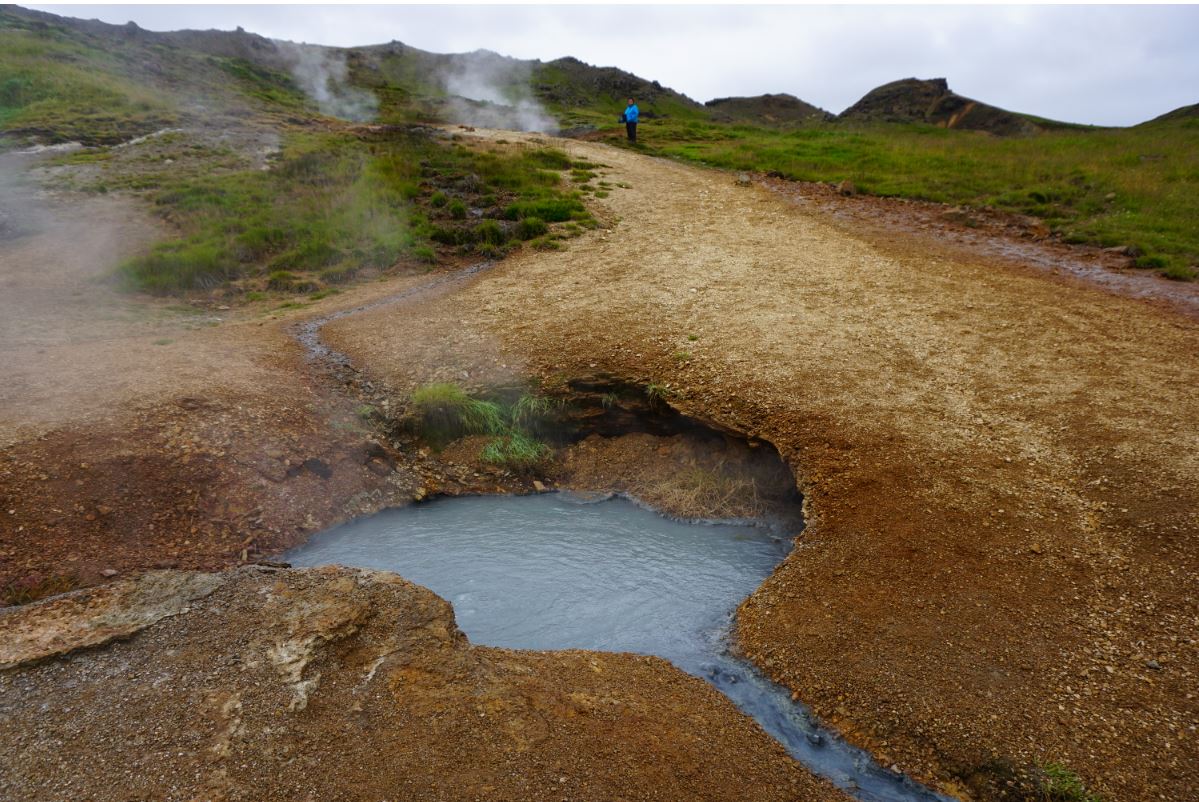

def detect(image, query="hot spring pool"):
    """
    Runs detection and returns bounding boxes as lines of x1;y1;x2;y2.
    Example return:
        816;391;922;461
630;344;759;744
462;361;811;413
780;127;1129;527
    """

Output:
286;492;954;802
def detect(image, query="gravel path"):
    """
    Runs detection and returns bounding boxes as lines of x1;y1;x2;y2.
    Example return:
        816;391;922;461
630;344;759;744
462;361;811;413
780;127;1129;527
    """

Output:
326;130;1199;800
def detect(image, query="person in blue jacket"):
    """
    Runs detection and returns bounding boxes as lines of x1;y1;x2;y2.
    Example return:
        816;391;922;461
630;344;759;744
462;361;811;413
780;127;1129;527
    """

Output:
621;98;639;142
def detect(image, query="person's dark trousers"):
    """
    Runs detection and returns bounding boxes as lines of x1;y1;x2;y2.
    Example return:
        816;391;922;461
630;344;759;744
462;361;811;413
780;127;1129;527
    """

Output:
626;122;637;142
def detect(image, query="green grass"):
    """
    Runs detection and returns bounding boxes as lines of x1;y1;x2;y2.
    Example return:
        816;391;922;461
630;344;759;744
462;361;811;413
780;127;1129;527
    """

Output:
515;216;548;239
119;132;414;292
612;116;1198;280
0;27;177;144
407;383;558;472
645;383;673;407
410;382;506;444
1039;763;1102;802
481;431;552;472
118;130;585;293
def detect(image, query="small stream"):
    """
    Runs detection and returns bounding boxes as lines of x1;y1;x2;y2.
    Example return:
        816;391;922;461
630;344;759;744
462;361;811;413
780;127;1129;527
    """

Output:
286;493;956;802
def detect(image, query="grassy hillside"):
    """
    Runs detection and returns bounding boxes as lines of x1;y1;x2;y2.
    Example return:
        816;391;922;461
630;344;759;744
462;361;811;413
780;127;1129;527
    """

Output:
607;117;1198;280
3;5;1195;283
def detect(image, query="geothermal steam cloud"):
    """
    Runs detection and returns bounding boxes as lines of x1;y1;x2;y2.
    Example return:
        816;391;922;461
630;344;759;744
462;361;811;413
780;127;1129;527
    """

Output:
441;50;556;133
279;43;379;123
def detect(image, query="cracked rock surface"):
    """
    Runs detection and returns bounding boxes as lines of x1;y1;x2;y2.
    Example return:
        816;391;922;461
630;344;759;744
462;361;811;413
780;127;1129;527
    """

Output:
0;565;848;802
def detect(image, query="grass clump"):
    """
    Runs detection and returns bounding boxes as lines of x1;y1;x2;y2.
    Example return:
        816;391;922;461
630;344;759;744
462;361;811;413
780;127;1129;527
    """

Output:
530;236;562;251
515;216;549;240
522;147;573;170
504;196;586;223
481;431;552;472
474;219;508;246
407;384;560;473
645;382;673;407
409;382;505;445
1039;763;1102;802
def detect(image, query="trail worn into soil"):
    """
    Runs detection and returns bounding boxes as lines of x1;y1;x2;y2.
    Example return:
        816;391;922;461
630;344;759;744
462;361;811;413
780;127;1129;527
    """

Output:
325;131;1199;800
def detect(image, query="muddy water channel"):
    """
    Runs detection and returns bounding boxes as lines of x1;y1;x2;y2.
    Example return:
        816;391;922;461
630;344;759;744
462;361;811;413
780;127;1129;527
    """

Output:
286;493;955;802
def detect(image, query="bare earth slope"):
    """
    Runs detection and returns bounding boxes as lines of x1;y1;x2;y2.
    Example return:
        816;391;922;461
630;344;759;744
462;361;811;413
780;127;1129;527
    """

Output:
0;566;845;802
325;132;1199;800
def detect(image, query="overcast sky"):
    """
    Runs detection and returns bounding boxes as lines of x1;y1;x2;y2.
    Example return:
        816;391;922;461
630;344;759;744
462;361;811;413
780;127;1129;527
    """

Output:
28;4;1199;126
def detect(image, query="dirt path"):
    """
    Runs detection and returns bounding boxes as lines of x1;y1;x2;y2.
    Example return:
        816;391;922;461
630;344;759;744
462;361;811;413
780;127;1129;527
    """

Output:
325;131;1199;800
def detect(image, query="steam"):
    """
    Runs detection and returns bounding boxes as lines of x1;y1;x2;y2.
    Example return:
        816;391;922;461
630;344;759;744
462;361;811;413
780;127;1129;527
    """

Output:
277;43;378;122
441;50;556;133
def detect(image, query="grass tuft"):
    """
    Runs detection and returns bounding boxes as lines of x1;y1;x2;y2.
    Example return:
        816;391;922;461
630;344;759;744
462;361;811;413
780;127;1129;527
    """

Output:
481;431;552;472
410;382;505;444
1039;763;1102;802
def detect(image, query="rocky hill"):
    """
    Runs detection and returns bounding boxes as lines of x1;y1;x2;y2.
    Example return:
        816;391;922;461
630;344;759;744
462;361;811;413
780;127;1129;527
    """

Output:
704;93;832;127
839;77;1043;136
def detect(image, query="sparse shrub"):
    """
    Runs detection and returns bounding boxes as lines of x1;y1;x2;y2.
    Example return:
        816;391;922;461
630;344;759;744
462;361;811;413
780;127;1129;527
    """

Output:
429;191;449;207
523;148;572;170
1162;263;1196;281
504;197;586;222
448;198;468;219
266;269;298;290
475;219;508;246
319;265;357;284
413;245;437;264
530;236;562;251
430;226;464;246
475;242;506;259
515;216;548;240
1133;254;1167;269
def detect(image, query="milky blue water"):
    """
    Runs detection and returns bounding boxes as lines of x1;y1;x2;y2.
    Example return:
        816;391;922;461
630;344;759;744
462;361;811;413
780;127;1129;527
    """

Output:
286;493;956;802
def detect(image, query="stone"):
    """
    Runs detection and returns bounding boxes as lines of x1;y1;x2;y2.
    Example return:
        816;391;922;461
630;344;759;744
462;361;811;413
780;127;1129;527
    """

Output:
837;180;857;196
302;458;332;480
735;173;752;187
533;480;547;492
0;567;847;801
366;459;393;477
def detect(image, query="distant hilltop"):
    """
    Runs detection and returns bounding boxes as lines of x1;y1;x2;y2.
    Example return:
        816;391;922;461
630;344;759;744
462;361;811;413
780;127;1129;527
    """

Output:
705;94;833;127
1;4;1192;136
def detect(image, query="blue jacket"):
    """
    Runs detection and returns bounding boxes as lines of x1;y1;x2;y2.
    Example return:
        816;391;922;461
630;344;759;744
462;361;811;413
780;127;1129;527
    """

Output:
623;104;640;124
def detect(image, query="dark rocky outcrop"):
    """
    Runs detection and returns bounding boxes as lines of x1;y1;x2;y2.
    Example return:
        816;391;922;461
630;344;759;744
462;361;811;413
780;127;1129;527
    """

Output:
839;77;1041;136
